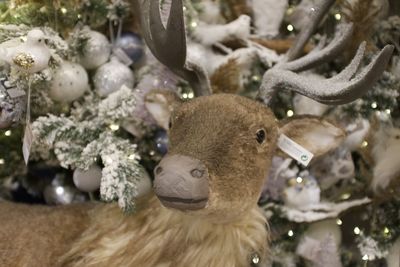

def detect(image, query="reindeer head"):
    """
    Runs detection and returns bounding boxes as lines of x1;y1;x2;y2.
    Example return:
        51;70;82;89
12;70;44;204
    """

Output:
138;0;393;220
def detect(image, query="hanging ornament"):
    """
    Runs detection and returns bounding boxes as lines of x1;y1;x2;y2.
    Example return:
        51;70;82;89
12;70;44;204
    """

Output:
80;30;111;70
93;57;134;97
49;61;88;102
1;29;50;73
115;32;144;64
154;129;169;155
73;165;102;193
283;170;321;209
136;167;152;198
44;173;87;205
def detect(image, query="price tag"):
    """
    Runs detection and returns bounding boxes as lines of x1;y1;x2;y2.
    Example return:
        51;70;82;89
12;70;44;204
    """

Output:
277;134;314;166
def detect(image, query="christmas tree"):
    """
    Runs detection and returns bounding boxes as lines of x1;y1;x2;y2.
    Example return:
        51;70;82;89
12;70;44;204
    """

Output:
0;0;399;266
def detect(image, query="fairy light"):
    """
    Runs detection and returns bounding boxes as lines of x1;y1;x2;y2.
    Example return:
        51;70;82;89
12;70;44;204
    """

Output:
109;124;119;131
188;92;194;99
77;14;82;19
105;157;113;164
4;130;11;136
183;6;187;11
362;254;369;261
336;219;343;225
0;159;4;164
286;110;294;117
385;109;391;115
190;21;198;28
296;177;303;183
361;141;368;148
60;7;67;14
354;227;361;235
341;193;351;200
384;227;390;235
371;102;377;109
55;186;64;195
288;230;294;237
287;24;294;32
334;13;341;20
182;93;188;99
128;154;136;160
252;75;260;82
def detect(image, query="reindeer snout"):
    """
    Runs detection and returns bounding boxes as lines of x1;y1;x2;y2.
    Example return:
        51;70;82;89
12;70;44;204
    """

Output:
153;154;209;211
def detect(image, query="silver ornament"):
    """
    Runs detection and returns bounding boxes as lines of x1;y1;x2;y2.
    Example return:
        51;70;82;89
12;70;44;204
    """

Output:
80;30;111;70
94;57;134;97
44;173;87;205
73;165;102;192
49;61;88;102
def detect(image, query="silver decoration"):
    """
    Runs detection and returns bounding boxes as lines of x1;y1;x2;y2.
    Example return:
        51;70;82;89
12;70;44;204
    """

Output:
80;30;111;70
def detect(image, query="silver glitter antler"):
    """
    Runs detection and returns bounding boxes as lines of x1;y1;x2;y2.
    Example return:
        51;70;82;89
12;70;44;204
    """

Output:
258;0;394;105
137;0;211;96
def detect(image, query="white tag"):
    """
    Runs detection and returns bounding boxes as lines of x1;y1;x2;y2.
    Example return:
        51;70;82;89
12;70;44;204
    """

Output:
22;123;33;165
277;134;313;166
113;48;133;66
7;88;26;98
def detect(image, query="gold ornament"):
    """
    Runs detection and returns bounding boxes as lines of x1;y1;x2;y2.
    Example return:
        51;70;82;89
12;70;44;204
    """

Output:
12;53;35;70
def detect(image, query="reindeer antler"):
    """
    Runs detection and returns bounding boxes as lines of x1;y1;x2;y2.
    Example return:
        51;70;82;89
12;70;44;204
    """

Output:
258;0;394;106
137;0;211;96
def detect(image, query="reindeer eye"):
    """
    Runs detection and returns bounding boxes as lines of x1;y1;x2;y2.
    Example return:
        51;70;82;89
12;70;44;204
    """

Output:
256;129;266;144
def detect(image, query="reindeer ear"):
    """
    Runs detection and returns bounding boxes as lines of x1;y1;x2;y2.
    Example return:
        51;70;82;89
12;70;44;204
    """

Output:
278;116;345;158
145;90;182;130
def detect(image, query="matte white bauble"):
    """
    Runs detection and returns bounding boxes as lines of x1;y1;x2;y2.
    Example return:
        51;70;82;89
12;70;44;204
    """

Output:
73;165;102;192
49;61;88;102
80;30;111;70
304;219;342;247
94;57;134;97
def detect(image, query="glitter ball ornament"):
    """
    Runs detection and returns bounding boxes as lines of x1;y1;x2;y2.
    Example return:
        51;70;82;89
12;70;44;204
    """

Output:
80;30;111;70
94;57;134;97
154;129;169;155
49;61;88;102
73;165;102;192
115;32;144;63
44;173;87;205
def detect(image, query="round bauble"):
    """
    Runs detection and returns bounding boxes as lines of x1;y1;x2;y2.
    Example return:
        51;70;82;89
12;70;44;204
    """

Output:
49;61;88;102
115;32;144;63
73;165;102;192
80;30;111;70
136;167;152;198
94;57;134;97
154;129;169;155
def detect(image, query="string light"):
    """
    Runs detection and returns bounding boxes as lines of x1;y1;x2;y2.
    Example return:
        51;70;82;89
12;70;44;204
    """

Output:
384;227;390;235
60;7;67;14
109;124;119;131
190;21;198;28
361;141;368;148
336;219;342;225
105;157;113;164
128;154;136;160
0;159;4;164
341;193;351;200
362;254;369;261
288;230;294;237
286;110;294;117
296;177;303;183
385;109;391;115
334;13;341;20
188;92;194;99
354;227;361;235
4;130;11;136
371;102;377;109
55;186;64;195
287;24;294;32
182;93;188;99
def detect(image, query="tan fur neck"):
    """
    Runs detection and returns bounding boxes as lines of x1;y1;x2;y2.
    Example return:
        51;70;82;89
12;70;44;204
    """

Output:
61;196;268;267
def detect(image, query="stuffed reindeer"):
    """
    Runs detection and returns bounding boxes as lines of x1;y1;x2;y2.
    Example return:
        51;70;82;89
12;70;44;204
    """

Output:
0;0;393;266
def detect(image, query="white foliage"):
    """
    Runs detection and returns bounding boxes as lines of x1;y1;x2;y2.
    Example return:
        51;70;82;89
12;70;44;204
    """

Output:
358;236;388;260
371;125;400;192
192;15;251;46
251;0;288;37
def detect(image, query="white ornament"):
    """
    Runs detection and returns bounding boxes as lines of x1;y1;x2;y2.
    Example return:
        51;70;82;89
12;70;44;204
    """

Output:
252;0;288;37
386;237;400;267
303;219;342;247
283;172;321;209
2;29;50;73
80;30;111;70
73;165;102;192
94;57;134;97
49;61;88;102
136;167;152;198
343;119;370;151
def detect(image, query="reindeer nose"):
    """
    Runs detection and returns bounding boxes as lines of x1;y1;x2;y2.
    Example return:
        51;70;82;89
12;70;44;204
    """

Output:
153;154;209;211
